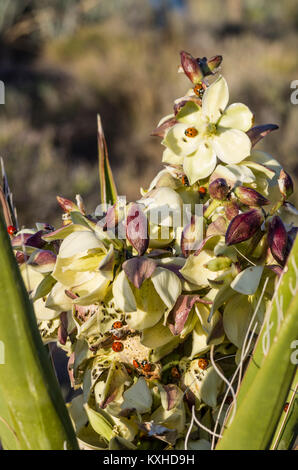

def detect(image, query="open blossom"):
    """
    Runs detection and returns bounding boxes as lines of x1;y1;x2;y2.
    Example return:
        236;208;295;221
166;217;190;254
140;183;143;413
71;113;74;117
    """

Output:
162;76;253;184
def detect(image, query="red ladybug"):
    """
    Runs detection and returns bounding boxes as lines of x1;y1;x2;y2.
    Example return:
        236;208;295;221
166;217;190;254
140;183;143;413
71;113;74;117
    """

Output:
284;402;289;412
198;358;208;370
198;186;207;195
112;341;123;352
133;359;140;369
141;360;151;373
181;175;189;186
171;367;180;379
194;83;204;97
7;225;17;236
112;321;123;329
185;127;198;138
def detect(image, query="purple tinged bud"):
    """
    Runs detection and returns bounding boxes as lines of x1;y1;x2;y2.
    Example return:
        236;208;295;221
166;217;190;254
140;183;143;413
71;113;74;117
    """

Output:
58;312;68;346
225;209;264;246
206;55;223;73
56;196;78;213
180;51;204;84
247;124;279;147
28;250;57;271
268;216;288;266
234;186;270;207
278;170;293;199
209;178;229;200
126;203;149;256
225;201;239;220
181;215;201;257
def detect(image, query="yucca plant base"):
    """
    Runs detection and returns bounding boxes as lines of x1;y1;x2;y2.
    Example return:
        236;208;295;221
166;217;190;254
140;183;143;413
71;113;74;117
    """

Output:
0;51;297;450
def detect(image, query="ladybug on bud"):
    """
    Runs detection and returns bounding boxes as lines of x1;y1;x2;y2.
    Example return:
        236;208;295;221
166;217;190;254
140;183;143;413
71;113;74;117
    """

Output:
112;321;123;329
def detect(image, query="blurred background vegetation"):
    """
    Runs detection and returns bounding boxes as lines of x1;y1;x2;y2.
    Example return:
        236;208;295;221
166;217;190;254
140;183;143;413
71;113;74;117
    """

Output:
0;0;298;228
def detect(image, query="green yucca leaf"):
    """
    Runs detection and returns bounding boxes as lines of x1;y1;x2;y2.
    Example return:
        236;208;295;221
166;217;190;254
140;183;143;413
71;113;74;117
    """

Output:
0;212;78;450
97;114;118;207
270;370;298;450
216;236;298;450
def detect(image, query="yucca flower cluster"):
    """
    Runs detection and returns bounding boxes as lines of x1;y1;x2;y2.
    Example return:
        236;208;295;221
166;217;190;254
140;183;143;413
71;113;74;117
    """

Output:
10;52;297;450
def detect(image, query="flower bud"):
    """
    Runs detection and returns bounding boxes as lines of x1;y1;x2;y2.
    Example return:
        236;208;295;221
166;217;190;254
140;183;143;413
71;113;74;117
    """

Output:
126;203;149;256
209;178;229;200
278;169;293;199
267;215;288;266
180;51;204;84
181;215;202;257
198;55;222;78
224;201;239;220
234;186;269;207
225;209;264;246
56;196;78;213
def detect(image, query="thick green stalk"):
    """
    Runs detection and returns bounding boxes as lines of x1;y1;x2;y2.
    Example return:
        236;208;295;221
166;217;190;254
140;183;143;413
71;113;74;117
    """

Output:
0;212;78;450
216;236;298;450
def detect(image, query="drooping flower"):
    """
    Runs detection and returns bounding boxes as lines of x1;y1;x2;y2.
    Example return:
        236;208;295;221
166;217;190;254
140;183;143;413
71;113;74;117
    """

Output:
162;76;253;184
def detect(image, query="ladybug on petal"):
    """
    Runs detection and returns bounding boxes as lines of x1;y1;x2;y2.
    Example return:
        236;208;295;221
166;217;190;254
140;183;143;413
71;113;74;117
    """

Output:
112;341;123;352
198;358;208;370
185;127;198;138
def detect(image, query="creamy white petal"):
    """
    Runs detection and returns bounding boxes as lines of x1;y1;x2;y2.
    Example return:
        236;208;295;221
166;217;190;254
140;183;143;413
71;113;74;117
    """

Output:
59;231;105;258
112;270;137;312
219;103;253;132
163;123;201;156
176;101;204;125
162;148;184;165
183;142;217;184
151;267;182;311
202;76;229;123
212;128;251;164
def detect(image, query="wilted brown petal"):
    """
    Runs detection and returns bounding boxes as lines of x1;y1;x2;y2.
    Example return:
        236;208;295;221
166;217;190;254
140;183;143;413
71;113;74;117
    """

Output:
247;124;279;147
151;117;177;138
225;209;264;246
268;216;288;266
11;232;32;248
206;216;227;237
168;294;211;336
163;384;181;410
28;249;57;269
58;312;68;345
122;257;157;288
126;203;149;256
